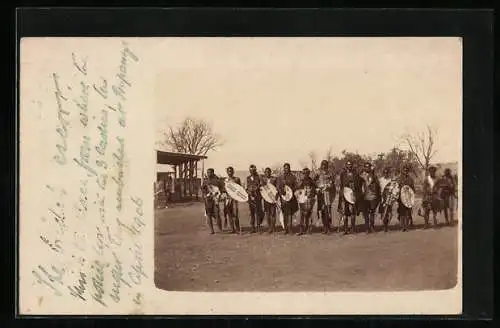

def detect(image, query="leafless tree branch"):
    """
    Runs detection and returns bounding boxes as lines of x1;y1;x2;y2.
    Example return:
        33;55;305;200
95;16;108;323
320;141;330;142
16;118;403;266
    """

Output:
162;117;224;156
401;125;438;172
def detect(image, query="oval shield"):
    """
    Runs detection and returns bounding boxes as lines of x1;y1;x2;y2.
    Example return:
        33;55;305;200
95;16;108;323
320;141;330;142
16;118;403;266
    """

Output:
379;177;391;194
225;180;248;202
206;184;220;199
389;180;400;198
260;183;278;204
382;181;400;206
294;189;307;204
282;185;293;202
343;187;356;205
400;185;415;208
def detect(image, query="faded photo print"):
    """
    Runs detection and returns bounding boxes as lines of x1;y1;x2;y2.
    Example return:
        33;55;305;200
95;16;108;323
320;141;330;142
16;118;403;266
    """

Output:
153;38;461;294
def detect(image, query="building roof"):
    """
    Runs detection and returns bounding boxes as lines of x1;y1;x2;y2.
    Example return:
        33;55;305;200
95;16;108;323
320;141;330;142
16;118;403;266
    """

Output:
156;150;207;166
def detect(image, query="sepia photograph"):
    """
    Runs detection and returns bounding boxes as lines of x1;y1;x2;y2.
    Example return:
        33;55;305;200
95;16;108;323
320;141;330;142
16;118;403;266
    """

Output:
19;7;494;316
153;37;462;294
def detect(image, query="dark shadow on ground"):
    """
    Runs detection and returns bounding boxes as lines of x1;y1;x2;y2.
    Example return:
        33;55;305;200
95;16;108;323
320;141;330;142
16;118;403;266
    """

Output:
155;201;204;209
212;219;458;236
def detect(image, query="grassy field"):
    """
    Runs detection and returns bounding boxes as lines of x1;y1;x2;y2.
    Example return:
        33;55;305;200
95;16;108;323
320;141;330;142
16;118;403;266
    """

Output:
154;199;458;292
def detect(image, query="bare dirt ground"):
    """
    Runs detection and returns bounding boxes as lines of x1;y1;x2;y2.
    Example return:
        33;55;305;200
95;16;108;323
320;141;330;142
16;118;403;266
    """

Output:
155;200;458;292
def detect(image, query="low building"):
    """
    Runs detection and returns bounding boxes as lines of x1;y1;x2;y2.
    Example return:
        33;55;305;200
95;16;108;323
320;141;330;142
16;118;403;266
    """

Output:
156;150;207;202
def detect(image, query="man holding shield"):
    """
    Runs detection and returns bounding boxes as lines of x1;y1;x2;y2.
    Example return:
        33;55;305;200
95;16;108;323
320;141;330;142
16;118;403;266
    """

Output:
223;166;242;234
296;167;317;235
260;167;279;234
201;168;224;234
246;164;264;233
378;167;395;232
338;161;359;234
397;165;415;232
422;166;441;228
278;163;298;235
315;160;336;234
360;162;381;233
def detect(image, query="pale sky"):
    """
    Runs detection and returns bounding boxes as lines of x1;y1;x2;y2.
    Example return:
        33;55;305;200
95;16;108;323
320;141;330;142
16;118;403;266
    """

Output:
155;37;462;174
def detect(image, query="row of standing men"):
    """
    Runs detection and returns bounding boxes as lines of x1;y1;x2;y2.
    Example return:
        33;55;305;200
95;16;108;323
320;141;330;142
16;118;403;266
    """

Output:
201;160;457;235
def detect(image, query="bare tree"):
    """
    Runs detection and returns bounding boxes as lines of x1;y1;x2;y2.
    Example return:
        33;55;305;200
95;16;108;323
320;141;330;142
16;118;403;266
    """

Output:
162;117;224;156
402;125;438;172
